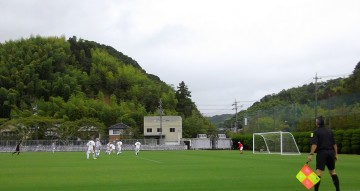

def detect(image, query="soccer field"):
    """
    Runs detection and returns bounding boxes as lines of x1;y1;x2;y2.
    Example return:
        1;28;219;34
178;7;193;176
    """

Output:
0;150;358;191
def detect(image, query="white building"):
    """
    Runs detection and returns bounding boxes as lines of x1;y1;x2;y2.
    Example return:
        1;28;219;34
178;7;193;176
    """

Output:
181;134;231;150
108;123;131;142
191;134;212;149
144;116;182;145
214;134;232;149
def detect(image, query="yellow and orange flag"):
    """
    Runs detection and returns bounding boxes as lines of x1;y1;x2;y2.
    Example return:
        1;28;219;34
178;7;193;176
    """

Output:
296;163;320;189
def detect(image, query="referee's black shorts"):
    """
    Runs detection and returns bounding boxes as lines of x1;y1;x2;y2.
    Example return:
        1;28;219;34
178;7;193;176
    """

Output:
316;150;336;171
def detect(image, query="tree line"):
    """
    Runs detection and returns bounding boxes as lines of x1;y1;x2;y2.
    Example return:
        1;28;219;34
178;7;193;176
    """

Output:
223;62;360;154
0;35;216;140
233;128;360;154
222;62;360;134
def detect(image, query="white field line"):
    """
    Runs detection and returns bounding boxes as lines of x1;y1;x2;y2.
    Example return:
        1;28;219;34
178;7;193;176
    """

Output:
136;156;163;164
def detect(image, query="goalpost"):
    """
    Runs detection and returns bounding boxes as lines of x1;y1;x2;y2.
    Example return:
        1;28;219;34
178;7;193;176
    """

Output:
253;131;300;155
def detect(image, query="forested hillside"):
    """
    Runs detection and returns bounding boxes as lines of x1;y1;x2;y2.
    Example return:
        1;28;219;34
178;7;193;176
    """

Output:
0;36;215;140
224;62;360;134
206;114;232;129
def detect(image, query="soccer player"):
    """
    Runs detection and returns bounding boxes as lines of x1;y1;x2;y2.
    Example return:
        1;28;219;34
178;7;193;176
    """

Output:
116;140;123;155
110;142;115;154
52;142;56;153
307;116;340;191
238;141;244;154
12;140;22;155
105;142;111;155
86;138;96;159
95;138;102;158
134;141;141;155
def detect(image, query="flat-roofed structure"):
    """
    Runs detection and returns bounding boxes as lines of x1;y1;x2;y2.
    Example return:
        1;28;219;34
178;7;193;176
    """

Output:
144;116;182;145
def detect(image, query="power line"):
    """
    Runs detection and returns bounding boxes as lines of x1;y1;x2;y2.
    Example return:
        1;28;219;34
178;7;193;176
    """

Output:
200;109;233;111
318;73;350;79
197;101;256;106
197;100;256;116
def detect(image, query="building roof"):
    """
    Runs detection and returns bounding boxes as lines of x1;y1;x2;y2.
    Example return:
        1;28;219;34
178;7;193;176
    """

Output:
108;123;130;130
144;116;182;122
78;125;98;132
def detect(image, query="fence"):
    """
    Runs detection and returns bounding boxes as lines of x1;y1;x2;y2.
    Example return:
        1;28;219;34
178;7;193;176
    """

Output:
237;93;360;134
0;139;187;152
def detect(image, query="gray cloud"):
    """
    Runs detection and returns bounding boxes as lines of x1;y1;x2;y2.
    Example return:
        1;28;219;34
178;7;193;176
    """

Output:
1;0;359;116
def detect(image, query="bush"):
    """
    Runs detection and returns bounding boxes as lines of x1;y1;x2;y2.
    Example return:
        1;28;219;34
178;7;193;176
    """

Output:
232;134;252;150
286;129;360;154
231;129;360;155
334;130;344;153
341;146;351;154
351;129;360;154
341;129;353;154
293;133;301;147
301;132;311;152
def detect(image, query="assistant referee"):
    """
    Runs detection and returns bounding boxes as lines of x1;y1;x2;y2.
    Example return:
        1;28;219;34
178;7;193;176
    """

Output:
307;116;340;191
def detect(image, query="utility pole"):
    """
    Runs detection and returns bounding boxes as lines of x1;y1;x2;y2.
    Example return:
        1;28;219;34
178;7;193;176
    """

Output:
159;99;163;145
314;73;321;122
232;99;242;132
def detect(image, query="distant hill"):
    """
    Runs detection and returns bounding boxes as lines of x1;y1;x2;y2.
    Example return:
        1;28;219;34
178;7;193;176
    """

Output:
0;35;215;139
223;61;360;133
206;114;233;129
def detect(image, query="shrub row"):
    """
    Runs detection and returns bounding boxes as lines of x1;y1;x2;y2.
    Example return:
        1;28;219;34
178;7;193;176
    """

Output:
232;129;360;154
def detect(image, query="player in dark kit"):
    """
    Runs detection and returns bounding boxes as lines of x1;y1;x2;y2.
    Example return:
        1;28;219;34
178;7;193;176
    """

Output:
12;140;22;155
307;116;340;191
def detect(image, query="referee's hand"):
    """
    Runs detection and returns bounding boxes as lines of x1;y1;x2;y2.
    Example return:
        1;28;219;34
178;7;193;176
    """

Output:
307;155;313;163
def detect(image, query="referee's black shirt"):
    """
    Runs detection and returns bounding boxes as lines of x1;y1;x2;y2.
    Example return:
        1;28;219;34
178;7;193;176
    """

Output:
311;127;335;152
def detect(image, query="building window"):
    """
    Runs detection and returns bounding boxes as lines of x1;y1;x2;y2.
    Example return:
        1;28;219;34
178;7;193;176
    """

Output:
170;128;175;132
157;128;162;132
147;128;152;133
113;130;120;135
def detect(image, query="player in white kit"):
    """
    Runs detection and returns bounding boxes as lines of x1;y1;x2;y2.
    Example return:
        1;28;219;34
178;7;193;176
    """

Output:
105;142;111;155
116;140;123;155
86;139;96;159
134;141;141;155
109;143;115;154
95;138;101;158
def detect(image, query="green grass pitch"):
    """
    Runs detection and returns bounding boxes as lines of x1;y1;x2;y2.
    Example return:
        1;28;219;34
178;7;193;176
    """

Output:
0;150;359;191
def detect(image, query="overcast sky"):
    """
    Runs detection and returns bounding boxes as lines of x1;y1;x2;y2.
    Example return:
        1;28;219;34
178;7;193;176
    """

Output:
1;0;360;116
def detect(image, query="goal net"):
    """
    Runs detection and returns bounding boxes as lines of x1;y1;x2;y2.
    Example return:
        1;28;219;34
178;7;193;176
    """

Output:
252;131;300;155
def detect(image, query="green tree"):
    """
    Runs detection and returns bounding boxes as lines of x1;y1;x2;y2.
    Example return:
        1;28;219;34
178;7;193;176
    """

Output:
344;61;360;93
57;121;78;141
176;81;194;117
351;129;360;154
182;112;216;138
76;118;105;140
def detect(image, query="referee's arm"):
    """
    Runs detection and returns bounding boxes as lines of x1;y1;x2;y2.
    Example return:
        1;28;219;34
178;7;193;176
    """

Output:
334;144;338;161
307;144;317;162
